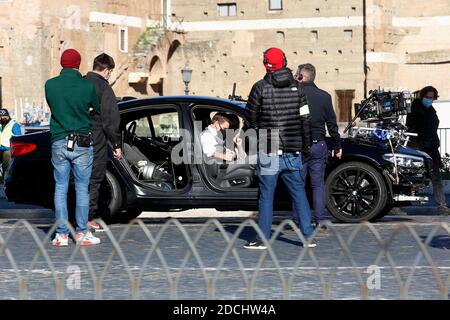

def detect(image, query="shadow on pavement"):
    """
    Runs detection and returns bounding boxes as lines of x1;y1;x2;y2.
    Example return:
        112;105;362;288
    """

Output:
420;235;450;250
217;225;304;247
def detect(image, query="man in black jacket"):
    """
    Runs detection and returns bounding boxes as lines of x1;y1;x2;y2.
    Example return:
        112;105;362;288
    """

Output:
296;63;342;228
244;48;315;249
406;86;449;215
85;53;122;230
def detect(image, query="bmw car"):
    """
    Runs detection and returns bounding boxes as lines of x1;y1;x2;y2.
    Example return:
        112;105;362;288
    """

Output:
4;96;432;223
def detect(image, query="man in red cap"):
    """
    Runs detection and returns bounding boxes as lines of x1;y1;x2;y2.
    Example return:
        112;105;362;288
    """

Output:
45;49;101;247
244;47;315;250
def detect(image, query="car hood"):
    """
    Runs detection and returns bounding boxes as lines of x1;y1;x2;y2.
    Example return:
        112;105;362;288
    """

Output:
395;145;432;160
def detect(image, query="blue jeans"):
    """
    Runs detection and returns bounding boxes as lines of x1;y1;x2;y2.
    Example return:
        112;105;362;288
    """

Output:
51;139;93;235
256;153;314;241
301;141;328;223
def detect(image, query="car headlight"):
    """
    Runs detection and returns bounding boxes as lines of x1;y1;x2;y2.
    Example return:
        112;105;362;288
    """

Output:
383;153;425;168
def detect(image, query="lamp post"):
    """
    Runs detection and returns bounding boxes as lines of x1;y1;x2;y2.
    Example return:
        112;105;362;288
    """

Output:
181;63;193;95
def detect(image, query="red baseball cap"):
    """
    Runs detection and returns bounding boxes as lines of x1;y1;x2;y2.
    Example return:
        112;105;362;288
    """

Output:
61;49;81;69
263;48;286;72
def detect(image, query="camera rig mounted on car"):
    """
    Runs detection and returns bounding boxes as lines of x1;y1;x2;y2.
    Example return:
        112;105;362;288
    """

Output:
344;89;416;148
343;89;430;189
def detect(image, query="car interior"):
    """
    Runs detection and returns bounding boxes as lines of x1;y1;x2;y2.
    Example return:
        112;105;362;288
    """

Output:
120;106;189;190
192;106;258;189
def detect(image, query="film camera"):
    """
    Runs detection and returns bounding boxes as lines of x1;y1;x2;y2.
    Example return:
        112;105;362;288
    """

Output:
355;89;412;121
345;89;416;147
354;89;412;121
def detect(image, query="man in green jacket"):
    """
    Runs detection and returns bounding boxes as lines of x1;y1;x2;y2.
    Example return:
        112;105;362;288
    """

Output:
45;49;101;247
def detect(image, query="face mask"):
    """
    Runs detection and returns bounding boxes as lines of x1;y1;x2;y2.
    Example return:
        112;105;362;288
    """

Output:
422;98;434;108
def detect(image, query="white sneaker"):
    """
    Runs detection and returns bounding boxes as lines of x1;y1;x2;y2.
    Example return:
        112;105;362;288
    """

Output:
76;231;101;246
52;233;69;247
303;241;317;248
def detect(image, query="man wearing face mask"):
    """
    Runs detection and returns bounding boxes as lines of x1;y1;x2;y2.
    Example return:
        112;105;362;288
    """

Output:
85;53;122;231
406;86;450;215
200;114;235;163
0;109;22;175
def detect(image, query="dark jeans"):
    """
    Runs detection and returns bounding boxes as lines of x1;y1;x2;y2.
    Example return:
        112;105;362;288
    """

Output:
256;153;313;241
301;141;328;223
422;147;447;207
89;137;108;220
0;150;11;176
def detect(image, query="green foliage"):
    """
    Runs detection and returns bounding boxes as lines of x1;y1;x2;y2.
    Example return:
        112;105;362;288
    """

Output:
133;25;168;52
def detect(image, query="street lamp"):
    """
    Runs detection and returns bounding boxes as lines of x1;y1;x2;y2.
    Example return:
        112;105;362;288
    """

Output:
181;63;193;95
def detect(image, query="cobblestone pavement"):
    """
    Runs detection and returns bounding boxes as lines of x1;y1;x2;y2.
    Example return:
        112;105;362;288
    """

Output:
0;213;449;300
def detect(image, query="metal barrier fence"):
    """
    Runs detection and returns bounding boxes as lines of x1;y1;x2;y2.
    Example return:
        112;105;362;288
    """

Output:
438;128;450;157
0;219;449;300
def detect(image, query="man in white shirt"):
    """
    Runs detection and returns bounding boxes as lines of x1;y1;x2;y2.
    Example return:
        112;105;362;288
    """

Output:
201;114;235;163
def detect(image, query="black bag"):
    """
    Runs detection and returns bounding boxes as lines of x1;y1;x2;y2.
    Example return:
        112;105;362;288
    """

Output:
76;133;93;147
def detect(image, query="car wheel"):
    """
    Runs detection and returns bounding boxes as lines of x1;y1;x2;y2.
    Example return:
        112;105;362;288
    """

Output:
325;161;387;223
98;170;123;223
121;209;143;223
370;203;394;222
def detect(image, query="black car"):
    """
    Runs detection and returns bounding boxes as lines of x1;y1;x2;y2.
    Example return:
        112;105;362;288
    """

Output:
4;96;432;223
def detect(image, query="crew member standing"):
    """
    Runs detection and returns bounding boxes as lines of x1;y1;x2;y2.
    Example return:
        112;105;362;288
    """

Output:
244;48;315;249
406;86;450;215
85;53;122;231
0;109;22;175
295;63;342;230
45;49;101;247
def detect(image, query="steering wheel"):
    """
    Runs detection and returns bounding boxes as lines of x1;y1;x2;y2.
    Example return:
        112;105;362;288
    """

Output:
126;121;137;145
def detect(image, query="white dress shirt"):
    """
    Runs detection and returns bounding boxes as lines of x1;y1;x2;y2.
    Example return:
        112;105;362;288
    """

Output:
200;126;220;157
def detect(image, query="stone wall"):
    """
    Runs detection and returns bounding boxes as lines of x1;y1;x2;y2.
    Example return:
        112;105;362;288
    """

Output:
166;0;450;121
366;0;450;100
2;0;450;124
0;0;163;120
168;0;365;121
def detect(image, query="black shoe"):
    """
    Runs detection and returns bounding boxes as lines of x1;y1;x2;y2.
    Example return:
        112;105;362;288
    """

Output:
244;240;267;250
436;206;450;216
284;224;295;231
313;222;328;232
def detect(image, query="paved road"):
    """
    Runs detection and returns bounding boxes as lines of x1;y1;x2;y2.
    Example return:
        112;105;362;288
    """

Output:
1;186;449;300
0;213;449;300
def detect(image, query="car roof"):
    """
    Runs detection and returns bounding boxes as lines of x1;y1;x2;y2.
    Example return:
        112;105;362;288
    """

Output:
117;95;246;111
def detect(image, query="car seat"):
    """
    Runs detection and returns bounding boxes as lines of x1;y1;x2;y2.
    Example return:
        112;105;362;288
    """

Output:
123;143;172;182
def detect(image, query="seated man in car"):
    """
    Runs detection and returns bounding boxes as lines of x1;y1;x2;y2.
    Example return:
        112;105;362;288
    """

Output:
200;114;235;164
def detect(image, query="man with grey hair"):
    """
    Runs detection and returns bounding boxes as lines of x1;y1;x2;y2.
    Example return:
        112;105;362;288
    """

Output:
295;63;342;230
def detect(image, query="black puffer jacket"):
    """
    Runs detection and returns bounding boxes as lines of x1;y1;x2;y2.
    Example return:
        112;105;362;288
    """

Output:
245;68;312;153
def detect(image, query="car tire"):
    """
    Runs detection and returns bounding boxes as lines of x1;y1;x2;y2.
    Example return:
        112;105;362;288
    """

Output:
121;209;143;223
370;203;394;222
98;170;123;223
325;161;387;223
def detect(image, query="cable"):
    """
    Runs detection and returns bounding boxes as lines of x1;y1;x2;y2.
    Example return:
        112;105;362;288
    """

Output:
388;137;400;184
